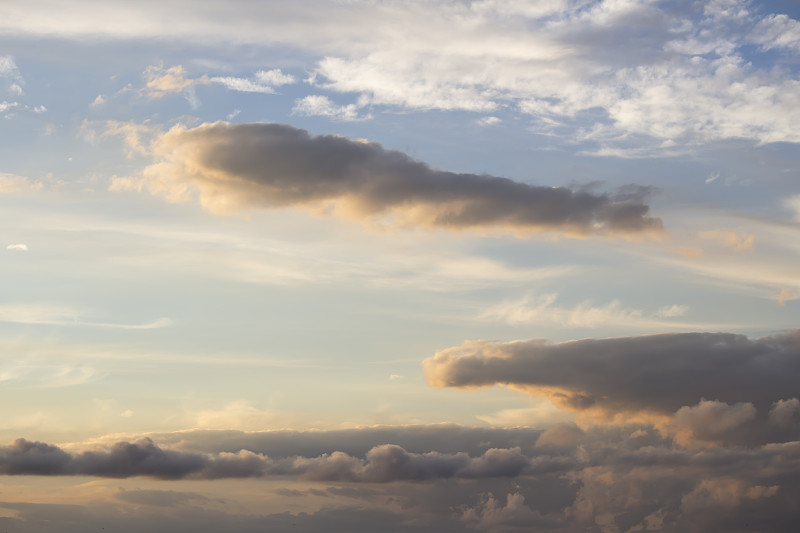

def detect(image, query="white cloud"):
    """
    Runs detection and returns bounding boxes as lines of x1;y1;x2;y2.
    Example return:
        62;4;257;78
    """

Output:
6;243;28;251
209;69;296;94
292;95;367;121
2;3;799;147
476;116;501;126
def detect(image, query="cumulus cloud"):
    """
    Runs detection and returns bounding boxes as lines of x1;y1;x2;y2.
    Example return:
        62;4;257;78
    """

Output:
424;330;800;443
8;424;800;532
6;243;28;251
131;122;663;238
0;438;541;482
458;492;558;531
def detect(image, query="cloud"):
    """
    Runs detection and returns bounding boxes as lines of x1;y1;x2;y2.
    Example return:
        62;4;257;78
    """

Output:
4;3;799;148
292;95;367;121
7;423;800;532
211;69;296;94
458;492;558;531
131;122;663;238
0;173;42;192
478;293;700;329
6;243;28;251
423;330;800;443
0;303;171;329
0;54;24;97
142;64;201;98
476;116;501;126
0;438;539;482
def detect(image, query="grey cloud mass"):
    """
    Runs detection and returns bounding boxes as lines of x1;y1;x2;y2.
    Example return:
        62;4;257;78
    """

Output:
137;122;663;237
5;424;800;532
424;330;800;444
0;438;540;482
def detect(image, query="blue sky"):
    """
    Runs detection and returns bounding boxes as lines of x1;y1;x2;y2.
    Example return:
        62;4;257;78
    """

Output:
0;1;799;531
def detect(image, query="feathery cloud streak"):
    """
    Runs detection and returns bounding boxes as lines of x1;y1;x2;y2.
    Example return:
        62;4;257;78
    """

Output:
129;122;663;237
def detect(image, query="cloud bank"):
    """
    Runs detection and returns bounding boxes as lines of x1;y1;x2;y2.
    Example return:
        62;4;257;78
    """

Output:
129;122;663;238
0;437;547;482
5;423;800;532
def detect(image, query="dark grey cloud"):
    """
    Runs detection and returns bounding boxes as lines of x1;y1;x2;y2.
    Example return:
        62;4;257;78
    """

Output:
4;421;800;532
0;437;542;482
140;122;663;237
424;330;800;444
5;426;800;532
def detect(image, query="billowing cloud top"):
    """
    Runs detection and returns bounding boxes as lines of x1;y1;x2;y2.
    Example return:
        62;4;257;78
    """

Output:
134;122;663;237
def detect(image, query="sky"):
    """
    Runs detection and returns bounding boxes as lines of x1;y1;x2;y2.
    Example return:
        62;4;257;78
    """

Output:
0;0;799;531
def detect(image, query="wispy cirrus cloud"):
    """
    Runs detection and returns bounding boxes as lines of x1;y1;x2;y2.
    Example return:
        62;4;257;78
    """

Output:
477;293;716;330
0;303;171;329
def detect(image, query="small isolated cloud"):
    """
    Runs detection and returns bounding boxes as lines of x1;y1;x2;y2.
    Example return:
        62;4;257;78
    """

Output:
142;64;199;97
133;122;663;239
293;95;367;121
90;94;105;106
6;243;28;251
705;172;720;184
0;55;24;96
476;116;501;126
389;374;404;381
211;68;296;94
656;304;689;318
0;100;19;114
